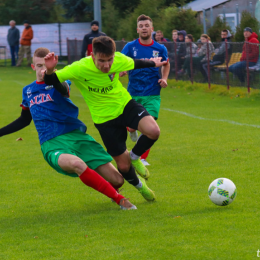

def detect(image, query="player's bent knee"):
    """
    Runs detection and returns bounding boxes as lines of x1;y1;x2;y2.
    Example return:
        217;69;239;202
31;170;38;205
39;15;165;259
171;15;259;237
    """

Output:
70;159;86;173
148;125;160;140
117;162;131;173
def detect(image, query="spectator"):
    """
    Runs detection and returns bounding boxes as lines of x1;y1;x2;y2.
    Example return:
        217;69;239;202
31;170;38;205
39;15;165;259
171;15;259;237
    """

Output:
81;20;106;58
172;30;178;42
202;29;232;79
184;34;214;81
178;34;198;74
16;20;33;67
155;30;168;42
229;27;259;83
176;30;187;70
7;20;20;66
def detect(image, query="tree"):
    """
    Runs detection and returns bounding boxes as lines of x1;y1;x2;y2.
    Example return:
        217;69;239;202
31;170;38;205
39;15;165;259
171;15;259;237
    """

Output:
0;0;56;25
207;16;232;42
234;11;260;42
56;0;93;22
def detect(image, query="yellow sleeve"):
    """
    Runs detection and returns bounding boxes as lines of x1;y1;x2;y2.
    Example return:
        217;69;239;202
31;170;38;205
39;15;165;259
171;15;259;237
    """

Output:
55;61;81;83
113;52;135;72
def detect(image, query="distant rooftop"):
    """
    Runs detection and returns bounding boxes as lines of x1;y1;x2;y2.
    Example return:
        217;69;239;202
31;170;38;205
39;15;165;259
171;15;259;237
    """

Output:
185;0;229;12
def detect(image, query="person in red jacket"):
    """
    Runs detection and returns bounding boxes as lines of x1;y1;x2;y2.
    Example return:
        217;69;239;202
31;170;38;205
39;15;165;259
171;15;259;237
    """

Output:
16;20;33;67
229;27;259;83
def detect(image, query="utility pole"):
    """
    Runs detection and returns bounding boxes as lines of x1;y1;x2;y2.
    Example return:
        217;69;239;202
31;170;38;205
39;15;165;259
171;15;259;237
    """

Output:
93;0;102;31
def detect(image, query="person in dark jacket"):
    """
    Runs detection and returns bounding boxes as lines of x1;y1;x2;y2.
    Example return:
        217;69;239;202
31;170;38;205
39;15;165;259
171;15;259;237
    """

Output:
7;20;20;66
81;20;106;58
176;30;187;70
229;27;259;83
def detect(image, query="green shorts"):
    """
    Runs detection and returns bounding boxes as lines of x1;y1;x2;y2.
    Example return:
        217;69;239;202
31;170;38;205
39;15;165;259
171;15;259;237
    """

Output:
41;130;112;177
132;95;161;120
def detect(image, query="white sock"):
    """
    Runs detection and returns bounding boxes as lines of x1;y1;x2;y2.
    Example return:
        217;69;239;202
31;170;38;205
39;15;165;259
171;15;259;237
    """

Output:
130;150;139;160
135;179;142;189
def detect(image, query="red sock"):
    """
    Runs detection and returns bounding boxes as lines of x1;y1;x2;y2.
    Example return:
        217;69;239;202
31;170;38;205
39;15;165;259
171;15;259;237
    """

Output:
140;149;150;160
79;168;124;205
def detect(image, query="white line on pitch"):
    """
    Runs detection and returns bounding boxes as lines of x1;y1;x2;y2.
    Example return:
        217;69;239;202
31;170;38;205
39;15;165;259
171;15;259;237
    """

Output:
162;108;260;129
13;80;25;86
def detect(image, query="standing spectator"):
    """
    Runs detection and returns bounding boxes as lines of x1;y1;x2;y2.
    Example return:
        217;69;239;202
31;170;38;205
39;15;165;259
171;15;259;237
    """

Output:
7;20;20;66
229;27;259;83
81;20;106;58
16;20;33;67
155;30;167;42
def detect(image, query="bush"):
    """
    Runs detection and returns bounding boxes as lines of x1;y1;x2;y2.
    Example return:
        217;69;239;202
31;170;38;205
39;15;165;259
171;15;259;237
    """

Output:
234;11;260;41
207;16;232;42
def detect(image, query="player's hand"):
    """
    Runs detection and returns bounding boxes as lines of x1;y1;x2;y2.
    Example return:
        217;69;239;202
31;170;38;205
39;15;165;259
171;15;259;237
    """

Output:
119;71;127;77
158;78;168;88
150;57;168;67
44;52;58;74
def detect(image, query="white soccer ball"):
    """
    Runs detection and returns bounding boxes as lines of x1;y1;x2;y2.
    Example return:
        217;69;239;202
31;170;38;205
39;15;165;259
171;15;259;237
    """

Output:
208;178;237;206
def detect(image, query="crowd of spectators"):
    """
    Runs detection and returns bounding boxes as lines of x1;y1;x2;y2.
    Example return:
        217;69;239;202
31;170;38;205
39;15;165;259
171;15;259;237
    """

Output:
153;27;259;83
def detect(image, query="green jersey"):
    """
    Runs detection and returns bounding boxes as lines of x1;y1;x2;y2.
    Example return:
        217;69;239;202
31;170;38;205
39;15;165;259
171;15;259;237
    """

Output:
56;52;134;124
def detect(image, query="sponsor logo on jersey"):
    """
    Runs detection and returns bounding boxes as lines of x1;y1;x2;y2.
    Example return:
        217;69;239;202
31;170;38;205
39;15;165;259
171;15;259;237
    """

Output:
27;87;32;98
87;86;113;93
133;47;138;57
45;85;53;90
153;50;159;58
29;94;54;107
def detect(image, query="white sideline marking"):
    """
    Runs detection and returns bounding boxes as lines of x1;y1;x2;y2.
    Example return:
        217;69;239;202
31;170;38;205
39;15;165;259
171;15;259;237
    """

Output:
162;108;260;129
13;80;25;86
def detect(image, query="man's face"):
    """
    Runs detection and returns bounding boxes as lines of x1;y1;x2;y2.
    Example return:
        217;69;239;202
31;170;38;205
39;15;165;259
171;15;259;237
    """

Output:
24;23;29;28
10;21;15;28
244;31;252;38
172;32;178;41
31;56;47;82
155;33;162;42
91;24;99;31
92;52;114;73
137;20;153;41
221;31;228;39
178;34;184;41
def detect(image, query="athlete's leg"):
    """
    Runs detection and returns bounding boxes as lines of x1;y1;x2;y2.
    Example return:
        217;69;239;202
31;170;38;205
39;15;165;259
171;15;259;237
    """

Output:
95;162;124;190
58;154;135;208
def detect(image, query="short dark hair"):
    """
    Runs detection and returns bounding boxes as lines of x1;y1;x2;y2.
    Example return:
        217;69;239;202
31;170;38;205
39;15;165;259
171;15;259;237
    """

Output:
92;36;116;56
222;29;228;33
156;30;163;34
34;47;49;58
187;34;194;42
137;14;153;24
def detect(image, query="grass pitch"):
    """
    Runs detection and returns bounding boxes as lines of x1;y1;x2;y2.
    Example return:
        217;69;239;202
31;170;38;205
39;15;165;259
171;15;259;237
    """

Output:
0;66;260;259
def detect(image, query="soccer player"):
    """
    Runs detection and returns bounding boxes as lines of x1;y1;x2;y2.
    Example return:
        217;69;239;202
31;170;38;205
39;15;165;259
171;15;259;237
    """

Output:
121;14;170;167
0;47;137;210
44;36;168;201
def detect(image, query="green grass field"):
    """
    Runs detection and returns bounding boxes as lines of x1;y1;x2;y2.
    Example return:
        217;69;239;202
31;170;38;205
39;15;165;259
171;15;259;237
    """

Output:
1;66;260;259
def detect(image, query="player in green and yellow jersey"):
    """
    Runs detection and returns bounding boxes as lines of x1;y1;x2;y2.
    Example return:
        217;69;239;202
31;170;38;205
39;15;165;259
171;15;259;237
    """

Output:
44;36;167;202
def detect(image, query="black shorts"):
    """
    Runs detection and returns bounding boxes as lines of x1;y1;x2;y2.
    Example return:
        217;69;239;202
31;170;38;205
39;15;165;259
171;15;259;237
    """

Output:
94;99;150;157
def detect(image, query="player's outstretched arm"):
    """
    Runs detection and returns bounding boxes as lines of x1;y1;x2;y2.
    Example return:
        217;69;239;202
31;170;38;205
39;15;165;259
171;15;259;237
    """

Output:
0;109;32;137
44;52;58;74
133;57;168;70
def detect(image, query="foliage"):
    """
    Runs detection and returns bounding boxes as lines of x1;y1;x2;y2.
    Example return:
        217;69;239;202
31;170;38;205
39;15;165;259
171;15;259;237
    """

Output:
0;0;55;25
56;0;93;22
234;10;260;42
207;16;232;42
101;0;121;39
160;6;203;41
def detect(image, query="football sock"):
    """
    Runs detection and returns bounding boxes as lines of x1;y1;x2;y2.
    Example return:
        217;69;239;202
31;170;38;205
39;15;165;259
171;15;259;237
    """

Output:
132;134;158;157
79;167;124;205
118;165;140;186
140;149;150;160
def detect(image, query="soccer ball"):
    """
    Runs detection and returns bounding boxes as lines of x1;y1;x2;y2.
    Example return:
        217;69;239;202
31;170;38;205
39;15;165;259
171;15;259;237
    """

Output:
208;178;237;206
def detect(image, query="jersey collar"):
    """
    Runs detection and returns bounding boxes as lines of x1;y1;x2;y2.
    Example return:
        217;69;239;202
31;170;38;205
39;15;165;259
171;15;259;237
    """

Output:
138;38;154;46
